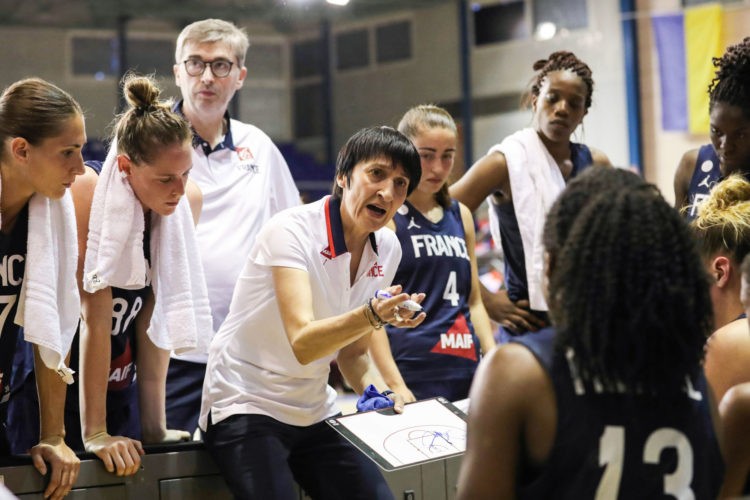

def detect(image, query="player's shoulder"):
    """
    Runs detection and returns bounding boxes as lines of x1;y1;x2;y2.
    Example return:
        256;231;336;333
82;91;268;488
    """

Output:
677;148;702;173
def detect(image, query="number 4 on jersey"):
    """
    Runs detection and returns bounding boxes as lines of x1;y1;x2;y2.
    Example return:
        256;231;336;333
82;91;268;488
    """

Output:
443;271;459;306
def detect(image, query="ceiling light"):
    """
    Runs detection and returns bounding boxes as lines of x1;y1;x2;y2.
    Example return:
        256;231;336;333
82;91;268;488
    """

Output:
327;0;350;5
535;22;557;41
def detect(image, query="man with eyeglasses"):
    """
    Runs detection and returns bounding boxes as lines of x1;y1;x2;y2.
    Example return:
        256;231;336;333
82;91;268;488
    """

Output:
167;18;300;437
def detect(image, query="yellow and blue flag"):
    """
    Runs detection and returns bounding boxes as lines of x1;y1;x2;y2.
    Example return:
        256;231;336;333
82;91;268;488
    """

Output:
652;3;724;133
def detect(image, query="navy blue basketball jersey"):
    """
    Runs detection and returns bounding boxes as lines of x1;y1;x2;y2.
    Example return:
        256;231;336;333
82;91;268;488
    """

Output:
685;144;721;221
66;255;149;394
490;143;592;313
385;200;479;398
6;163;151;452
512;328;723;499
53;161;152;446
72;161;151;392
0;205;28;424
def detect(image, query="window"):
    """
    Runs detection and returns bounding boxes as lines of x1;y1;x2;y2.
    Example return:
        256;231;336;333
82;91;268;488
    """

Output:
126;39;174;77
293;39;324;79
241;87;287;139
249;42;284;80
376;21;411;64
335;29;369;71
294;83;324;138
72;34;176;79
72;36;116;78
532;0;588;32
473;1;528;46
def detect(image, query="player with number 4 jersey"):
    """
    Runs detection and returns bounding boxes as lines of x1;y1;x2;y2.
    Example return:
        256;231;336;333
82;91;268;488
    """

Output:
370;106;494;402
384;201;480;400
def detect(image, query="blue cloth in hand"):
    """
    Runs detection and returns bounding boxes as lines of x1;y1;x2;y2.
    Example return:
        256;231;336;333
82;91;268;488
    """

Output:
356;384;394;412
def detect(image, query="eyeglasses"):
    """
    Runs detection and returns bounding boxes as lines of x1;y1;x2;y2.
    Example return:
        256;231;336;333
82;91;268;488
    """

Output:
183;57;234;78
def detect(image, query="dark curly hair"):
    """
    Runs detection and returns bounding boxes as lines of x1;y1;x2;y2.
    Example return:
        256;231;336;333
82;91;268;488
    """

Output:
708;37;750;118
545;178;713;397
543;167;644;259
527;51;594;111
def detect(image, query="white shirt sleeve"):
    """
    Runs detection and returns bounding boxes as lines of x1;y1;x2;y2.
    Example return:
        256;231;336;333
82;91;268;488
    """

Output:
253;211;308;271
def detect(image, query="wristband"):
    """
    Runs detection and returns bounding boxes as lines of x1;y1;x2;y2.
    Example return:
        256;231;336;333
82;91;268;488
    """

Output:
364;299;386;329
363;302;381;329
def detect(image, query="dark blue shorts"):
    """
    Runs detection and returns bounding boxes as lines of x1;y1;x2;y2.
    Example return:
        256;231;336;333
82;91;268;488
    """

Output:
165;358;206;435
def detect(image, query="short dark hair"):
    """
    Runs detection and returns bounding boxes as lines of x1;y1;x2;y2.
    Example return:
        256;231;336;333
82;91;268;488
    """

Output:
545;177;712;398
543;167;644;257
332;126;421;198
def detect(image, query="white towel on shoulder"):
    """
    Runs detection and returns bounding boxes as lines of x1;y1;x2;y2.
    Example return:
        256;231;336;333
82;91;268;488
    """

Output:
83;140;145;291
148;199;213;354
83;139;211;353
13;189;80;384
490;127;566;311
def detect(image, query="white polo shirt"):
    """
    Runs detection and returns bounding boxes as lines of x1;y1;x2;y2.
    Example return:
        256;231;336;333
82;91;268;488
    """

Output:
174;116;300;363
200;196;401;428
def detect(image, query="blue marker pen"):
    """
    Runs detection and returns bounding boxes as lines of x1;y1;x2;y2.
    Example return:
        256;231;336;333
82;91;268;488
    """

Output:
375;290;423;312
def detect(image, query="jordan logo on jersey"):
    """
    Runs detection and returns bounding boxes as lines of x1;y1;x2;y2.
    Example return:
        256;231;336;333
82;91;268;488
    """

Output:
698;175;712;189
407;217;421;230
430;313;477;361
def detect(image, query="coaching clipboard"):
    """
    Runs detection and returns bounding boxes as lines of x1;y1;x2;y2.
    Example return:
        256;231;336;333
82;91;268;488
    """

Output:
326;397;467;471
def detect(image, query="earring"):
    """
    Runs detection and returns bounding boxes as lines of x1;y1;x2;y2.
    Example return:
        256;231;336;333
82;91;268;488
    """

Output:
119;170;128;179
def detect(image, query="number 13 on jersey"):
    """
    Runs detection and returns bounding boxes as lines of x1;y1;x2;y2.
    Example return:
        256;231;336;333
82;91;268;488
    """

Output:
597;425;695;499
